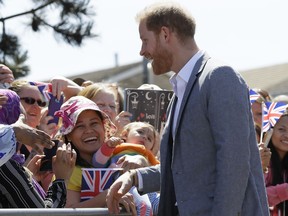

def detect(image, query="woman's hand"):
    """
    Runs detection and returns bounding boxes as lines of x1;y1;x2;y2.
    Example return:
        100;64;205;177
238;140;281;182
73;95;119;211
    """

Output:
26;154;45;177
119;192;137;216
0;64;14;85
39;109;58;137
50;76;82;100
115;111;132;134
53;142;77;181
258;143;271;173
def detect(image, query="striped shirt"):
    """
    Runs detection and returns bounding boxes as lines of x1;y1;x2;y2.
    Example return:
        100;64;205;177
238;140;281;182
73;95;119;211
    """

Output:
0;159;66;208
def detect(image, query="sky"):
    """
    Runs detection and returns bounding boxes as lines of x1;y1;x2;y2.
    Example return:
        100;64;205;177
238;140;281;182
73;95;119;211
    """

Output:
1;0;288;81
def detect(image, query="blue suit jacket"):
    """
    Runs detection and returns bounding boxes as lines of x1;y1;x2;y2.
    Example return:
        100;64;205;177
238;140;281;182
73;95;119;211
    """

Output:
140;53;269;216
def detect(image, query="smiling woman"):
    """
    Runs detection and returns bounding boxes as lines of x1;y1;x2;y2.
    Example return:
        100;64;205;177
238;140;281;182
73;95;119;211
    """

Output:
54;96;121;208
265;111;288;215
9;80;45;128
8;80;49;163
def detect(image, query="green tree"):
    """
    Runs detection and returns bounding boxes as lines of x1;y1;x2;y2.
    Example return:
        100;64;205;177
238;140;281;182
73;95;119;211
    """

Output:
0;0;97;79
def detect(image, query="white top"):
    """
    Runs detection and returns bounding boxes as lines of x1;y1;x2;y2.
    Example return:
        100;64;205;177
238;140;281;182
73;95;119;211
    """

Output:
169;50;205;138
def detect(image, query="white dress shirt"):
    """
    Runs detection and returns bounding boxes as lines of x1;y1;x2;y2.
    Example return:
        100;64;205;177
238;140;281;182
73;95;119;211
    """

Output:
169;50;204;139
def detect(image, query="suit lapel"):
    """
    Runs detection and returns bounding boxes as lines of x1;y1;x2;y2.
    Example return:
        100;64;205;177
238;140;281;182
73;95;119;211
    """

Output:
174;53;211;136
159;94;179;216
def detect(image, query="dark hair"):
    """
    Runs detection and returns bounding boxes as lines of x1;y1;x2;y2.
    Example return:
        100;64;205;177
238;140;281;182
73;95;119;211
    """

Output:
136;3;196;43
268;141;288;213
268;111;288;213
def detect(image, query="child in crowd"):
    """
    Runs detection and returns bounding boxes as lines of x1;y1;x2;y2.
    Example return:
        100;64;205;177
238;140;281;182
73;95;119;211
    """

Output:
92;121;160;216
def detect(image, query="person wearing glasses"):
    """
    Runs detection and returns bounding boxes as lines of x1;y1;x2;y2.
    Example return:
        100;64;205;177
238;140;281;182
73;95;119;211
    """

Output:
9;80;57;158
9;80;60;192
10;80;47;128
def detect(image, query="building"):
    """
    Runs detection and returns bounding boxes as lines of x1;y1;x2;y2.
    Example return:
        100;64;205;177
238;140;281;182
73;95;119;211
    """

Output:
68;60;288;97
240;63;288;97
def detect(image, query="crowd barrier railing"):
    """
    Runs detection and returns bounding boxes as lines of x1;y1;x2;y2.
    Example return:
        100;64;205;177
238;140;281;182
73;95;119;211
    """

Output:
0;208;132;216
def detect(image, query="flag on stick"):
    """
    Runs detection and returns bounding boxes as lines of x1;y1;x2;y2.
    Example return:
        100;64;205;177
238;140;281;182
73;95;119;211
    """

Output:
262;101;288;132
249;89;260;105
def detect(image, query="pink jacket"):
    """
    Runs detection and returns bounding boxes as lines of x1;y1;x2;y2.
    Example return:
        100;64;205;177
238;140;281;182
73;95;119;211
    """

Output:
265;167;288;215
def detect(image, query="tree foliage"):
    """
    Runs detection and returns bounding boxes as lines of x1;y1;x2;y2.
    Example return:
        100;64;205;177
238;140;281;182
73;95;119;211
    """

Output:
0;0;97;79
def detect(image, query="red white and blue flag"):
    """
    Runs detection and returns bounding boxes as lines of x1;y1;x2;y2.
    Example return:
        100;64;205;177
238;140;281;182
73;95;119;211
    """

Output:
29;81;52;101
249;89;260;105
262;101;288;132
80;168;122;201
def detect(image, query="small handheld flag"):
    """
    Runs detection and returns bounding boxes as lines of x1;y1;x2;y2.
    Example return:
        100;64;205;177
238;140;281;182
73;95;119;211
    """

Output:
262;101;288;132
249;89;260;105
29;81;52;102
80;168;122;201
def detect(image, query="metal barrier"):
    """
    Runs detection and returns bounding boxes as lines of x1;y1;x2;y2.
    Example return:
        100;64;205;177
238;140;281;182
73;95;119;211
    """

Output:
0;208;132;216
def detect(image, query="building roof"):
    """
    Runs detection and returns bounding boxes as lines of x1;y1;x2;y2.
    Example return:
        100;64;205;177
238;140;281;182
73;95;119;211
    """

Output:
68;60;288;97
240;63;288;97
68;61;173;90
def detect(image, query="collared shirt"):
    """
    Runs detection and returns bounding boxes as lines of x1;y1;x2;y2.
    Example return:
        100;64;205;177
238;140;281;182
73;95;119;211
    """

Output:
169;50;205;138
136;50;205;192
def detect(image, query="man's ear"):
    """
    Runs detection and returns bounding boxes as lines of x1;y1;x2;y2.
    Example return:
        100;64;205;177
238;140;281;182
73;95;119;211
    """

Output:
160;26;171;41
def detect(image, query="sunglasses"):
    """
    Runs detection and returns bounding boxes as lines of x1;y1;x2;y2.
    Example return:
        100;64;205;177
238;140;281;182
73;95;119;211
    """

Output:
20;97;47;107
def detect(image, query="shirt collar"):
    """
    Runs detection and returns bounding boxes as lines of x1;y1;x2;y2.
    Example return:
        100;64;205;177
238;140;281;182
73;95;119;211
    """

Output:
170;50;205;94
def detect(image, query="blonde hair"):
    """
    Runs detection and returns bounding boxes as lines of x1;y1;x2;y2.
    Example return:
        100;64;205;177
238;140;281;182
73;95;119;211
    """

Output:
9;80;30;94
120;121;160;156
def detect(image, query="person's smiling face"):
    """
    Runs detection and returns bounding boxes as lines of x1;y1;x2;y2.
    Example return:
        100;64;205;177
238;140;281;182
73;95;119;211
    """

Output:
67;110;105;162
271;115;288;159
92;90;117;123
18;85;45;128
139;20;172;75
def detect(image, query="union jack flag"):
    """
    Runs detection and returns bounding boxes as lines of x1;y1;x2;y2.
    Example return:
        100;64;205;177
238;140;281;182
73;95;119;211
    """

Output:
80;168;122;201
249;89;260;104
262;101;288;132
29;81;52;101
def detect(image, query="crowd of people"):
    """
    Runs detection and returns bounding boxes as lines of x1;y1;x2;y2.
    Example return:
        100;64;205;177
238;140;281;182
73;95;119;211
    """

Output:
0;2;288;216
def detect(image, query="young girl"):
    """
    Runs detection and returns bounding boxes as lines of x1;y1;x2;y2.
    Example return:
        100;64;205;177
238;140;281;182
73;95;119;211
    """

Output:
265;110;288;215
92;121;160;168
92;121;160;216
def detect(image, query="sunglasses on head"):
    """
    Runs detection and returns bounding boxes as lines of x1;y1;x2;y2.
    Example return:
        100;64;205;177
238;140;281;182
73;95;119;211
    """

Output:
20;97;47;107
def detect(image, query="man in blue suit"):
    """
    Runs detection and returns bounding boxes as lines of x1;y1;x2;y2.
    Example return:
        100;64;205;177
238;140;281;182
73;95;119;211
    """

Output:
107;2;269;216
